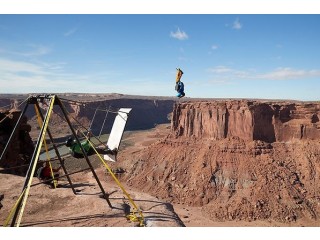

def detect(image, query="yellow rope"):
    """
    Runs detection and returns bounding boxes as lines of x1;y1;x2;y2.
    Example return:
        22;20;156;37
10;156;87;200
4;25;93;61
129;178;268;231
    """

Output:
15;96;56;227
79;130;145;227
3;188;26;227
34;105;57;188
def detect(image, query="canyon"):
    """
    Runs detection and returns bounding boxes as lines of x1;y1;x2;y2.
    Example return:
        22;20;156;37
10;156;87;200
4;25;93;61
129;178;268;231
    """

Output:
1;95;320;226
118;100;320;224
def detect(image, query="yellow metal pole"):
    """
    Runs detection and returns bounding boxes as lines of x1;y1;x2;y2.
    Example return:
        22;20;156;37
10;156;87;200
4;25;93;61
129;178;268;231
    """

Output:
15;95;56;227
34;105;57;188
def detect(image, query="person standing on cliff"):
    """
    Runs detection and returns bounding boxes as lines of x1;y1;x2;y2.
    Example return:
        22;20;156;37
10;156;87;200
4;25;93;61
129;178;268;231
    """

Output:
175;68;185;98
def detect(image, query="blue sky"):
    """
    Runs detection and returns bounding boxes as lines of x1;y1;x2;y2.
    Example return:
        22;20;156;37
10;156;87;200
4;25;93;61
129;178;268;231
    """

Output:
1;14;320;100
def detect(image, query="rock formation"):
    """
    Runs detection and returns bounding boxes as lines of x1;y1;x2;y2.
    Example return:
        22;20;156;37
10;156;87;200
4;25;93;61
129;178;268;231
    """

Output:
172;100;320;142
0;109;34;175
122;100;320;223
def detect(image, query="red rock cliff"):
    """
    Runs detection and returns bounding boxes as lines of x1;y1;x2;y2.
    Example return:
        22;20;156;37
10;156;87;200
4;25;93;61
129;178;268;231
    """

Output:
172;100;320;142
122;100;320;223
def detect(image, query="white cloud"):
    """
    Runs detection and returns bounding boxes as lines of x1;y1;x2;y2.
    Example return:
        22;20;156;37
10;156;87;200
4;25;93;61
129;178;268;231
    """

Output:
207;79;231;85
257;67;320;80
22;44;51;56
0;58;70;92
64;27;78;37
211;45;219;50
0;57;132;94
208;45;219;55
232;18;242;30
170;28;188;40
0;58;47;75
0;44;51;57
207;66;233;73
207;65;320;81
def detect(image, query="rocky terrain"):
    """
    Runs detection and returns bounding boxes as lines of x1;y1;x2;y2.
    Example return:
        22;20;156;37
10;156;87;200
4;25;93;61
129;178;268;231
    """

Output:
0;109;34;175
1;95;320;227
116;100;320;225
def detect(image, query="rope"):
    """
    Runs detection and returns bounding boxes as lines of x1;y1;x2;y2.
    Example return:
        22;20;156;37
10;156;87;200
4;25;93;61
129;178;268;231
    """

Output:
30;167;91;187
0;98;27;110
3;188;26;227
78;129;145;227
0;159;61;172
59;97;126;114
99;106;110;137
2;95;142;226
15;95;56;227
0;98;28;124
0;103;13;109
34;105;57;189
88;103;101;132
44;101;144;219
56;100;144;226
45;102;106;148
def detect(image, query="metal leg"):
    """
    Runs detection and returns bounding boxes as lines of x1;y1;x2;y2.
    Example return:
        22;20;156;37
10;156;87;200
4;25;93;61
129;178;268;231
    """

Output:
99;106;110;137
56;98;112;208
6;95;113;227
11;96;55;226
35;102;77;195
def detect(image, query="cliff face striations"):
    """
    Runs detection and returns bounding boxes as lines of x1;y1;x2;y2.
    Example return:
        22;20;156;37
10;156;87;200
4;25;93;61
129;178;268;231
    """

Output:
123;100;320;223
172;100;320;142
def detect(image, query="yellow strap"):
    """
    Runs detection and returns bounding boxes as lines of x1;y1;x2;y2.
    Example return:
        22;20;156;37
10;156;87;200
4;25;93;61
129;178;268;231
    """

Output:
126;213;145;226
79;130;145;227
34;105;57;189
3;188;26;227
15;96;56;227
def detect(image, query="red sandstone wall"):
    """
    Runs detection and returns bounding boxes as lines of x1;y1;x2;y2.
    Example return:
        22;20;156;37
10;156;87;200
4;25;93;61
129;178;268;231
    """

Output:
172;100;320;142
124;100;320;222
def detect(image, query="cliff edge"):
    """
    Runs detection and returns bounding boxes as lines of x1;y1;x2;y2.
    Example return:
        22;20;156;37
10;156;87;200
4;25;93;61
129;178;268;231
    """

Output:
172;100;320;142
